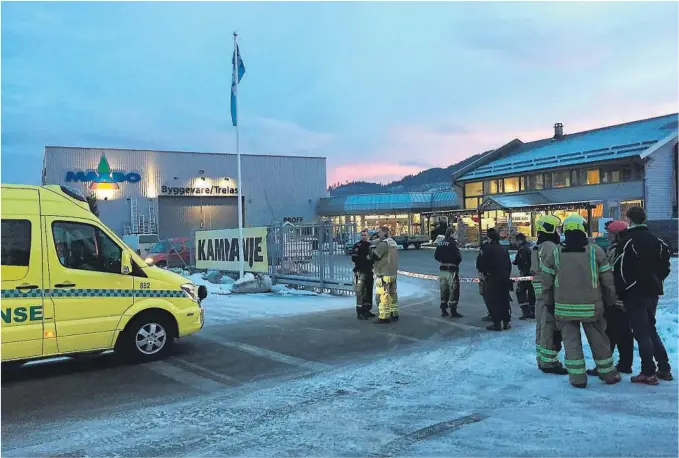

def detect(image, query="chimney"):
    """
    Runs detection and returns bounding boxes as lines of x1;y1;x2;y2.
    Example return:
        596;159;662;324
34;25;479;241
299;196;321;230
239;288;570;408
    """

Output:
553;122;564;140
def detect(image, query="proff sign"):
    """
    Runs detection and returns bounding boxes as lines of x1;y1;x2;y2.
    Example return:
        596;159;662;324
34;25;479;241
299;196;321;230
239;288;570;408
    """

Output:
283;217;304;224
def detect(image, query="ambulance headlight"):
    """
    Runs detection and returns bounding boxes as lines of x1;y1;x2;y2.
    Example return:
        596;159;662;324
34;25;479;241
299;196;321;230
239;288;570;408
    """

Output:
181;283;197;302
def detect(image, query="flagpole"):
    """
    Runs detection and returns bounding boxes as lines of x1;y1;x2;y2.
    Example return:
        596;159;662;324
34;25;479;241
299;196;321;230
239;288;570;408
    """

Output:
233;31;245;279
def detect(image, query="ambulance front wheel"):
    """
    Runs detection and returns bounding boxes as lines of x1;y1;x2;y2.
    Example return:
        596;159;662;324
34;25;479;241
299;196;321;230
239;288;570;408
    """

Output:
116;311;176;363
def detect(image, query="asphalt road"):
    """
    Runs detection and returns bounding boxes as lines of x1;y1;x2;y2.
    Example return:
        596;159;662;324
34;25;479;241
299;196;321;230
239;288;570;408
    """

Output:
1;249;527;456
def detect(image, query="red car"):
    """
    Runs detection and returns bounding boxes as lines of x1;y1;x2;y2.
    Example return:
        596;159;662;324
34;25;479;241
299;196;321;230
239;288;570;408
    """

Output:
144;237;194;268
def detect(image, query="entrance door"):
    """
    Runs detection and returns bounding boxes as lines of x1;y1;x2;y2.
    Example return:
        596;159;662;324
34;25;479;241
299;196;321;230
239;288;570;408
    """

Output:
45;217;134;354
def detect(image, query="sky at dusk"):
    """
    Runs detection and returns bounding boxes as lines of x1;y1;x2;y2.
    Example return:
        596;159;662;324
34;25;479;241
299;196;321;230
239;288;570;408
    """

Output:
2;1;678;186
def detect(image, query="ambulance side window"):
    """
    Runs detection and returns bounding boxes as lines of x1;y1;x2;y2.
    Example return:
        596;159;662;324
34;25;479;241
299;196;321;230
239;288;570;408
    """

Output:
52;222;123;275
1;219;31;266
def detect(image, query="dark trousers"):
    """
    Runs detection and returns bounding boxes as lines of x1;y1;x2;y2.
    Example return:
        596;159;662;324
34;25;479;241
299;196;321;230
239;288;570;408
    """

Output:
624;296;671;376
604;306;634;368
484;277;511;325
516;280;536;316
354;271;374;311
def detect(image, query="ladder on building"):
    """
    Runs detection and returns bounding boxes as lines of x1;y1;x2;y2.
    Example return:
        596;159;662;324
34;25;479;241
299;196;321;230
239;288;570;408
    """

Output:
125;199;158;235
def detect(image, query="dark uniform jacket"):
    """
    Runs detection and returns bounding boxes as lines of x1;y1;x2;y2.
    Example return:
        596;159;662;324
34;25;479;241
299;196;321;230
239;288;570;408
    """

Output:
351;240;373;273
476;241;511;280
513;241;532;276
434;236;462;271
614;225;671;299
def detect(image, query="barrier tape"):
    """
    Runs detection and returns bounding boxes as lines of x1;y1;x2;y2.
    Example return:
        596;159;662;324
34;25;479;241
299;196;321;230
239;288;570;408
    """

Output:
397;270;534;283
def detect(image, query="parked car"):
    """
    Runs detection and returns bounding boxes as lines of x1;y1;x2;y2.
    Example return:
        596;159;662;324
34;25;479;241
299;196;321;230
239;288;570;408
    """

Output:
392;234;428;250
122;233;159;256
646;219;678;255
144;237;194;268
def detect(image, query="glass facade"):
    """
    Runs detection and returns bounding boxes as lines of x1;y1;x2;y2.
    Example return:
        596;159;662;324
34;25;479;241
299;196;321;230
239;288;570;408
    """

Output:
331;213;422;236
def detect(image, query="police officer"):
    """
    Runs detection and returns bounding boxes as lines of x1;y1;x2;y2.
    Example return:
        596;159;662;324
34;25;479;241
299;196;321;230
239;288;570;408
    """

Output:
435;227;463;317
513;233;535;320
531;215;567;375
541;214;621;388
476;228;512;331
351;229;375;320
372;226;400;324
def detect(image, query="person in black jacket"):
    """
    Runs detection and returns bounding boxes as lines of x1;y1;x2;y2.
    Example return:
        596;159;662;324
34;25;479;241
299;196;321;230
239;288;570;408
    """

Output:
513;233;536;320
435;227;463;317
351;229;375;320
476;228;512;331
614;207;673;384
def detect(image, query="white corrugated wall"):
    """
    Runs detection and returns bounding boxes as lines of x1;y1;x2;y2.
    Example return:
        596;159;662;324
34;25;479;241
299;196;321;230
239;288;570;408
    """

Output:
43;147;327;235
644;141;677;220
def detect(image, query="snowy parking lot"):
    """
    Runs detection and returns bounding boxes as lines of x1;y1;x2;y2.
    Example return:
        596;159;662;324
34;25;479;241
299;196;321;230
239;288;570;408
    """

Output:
1;256;677;457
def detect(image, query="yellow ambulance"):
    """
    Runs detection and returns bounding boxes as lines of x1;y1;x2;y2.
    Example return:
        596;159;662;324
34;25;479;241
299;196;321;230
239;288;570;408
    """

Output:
1;184;206;366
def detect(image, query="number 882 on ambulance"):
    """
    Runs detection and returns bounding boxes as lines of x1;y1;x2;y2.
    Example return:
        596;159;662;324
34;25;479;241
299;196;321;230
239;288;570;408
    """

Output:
1;184;208;367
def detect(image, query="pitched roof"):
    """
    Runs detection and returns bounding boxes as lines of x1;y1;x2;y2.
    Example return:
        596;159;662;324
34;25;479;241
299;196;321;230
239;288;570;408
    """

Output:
458;113;678;181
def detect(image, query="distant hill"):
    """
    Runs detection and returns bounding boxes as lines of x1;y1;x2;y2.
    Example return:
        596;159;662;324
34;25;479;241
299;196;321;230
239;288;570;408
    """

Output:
328;153;484;196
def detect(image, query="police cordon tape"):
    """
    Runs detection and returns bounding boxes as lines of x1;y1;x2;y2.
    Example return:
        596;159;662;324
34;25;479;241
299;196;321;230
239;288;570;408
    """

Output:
397;270;534;283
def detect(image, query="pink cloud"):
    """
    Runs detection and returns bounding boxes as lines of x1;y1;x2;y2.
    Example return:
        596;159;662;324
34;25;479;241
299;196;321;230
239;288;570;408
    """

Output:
329;162;426;185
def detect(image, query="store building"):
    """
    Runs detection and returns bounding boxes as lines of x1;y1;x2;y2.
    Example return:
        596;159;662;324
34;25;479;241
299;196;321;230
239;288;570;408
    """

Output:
448;113;678;242
42;146;327;239
317;191;457;236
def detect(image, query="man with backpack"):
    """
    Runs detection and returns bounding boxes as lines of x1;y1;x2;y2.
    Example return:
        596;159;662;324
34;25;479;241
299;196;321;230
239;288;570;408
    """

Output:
614;207;673;384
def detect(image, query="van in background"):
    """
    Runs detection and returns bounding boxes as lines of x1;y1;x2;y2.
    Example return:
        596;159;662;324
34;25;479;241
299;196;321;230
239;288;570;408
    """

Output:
122;234;159;256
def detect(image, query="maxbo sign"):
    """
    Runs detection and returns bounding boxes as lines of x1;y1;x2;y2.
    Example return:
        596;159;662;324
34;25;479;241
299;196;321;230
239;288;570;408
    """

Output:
65;154;141;190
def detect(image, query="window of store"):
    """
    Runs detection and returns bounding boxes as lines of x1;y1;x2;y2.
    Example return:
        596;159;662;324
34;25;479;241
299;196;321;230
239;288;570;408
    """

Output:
601;166;611;184
486;179;503;195
611;167;621;183
571;169;580;186
552;170;570;188
524;174;544;190
465;182;483;197
464;197;481;209
621;166;632;182
503;177;520;193
544;172;553;189
586;169;600;185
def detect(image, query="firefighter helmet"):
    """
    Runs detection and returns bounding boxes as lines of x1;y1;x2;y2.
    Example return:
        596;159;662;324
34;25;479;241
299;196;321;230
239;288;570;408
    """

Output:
562;214;587;234
535;215;561;234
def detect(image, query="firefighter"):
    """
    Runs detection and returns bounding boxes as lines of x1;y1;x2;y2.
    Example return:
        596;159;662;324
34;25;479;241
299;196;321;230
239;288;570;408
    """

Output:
531;215;567;375
513;233;536;320
372;226;400;324
541;214;621;388
351;229;375;320
476;228;512;331
434;227;463;317
587;220;634;376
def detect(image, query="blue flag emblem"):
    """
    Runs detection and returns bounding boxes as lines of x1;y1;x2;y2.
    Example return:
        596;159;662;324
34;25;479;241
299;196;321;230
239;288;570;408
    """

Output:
231;44;246;127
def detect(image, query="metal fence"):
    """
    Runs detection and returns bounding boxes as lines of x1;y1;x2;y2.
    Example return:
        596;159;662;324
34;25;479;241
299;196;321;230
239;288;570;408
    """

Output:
267;221;357;293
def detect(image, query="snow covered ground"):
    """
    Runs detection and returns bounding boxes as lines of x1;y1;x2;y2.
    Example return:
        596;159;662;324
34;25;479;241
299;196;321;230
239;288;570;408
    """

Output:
5;263;677;456
189;273;426;326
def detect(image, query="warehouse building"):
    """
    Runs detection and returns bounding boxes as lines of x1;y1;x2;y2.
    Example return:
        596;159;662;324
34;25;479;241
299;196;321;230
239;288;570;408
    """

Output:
446;113;678;243
42;146;327;239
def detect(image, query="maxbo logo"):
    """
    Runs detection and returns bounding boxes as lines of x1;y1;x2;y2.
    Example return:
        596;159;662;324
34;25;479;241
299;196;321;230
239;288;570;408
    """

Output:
65;154;141;190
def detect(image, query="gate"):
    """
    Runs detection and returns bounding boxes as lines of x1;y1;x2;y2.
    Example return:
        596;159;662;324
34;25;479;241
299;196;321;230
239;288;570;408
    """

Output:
267;221;357;293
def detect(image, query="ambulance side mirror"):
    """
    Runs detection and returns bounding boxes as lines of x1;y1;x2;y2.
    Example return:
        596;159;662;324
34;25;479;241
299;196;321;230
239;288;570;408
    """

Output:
121;250;132;275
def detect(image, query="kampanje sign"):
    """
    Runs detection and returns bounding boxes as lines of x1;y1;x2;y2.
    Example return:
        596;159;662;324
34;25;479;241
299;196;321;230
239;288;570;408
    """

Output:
195;227;268;272
161;185;239;196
